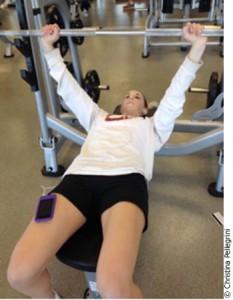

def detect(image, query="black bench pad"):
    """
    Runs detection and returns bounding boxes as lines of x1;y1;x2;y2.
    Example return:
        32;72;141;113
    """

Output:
56;218;103;272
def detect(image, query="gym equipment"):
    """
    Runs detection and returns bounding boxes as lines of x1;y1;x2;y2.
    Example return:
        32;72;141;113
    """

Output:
190;72;220;108
11;0;110;177
9;0;15;7
56;218;102;298
208;148;223;197
59;65;110;105
199;0;211;12
0;1;14;56
162;0;174;13
45;4;69;57
15;0;27;30
83;70;110;103
67;0;79;20
67;0;85;45
188;71;223;197
0;26;223;38
0;36;14;58
206;71;223;108
70;17;84;45
192;92;223;121
158;0;222;25
0;0;16;7
142;0;224;57
189;71;223;121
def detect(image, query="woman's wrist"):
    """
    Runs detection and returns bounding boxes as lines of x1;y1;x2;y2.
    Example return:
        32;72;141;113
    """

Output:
42;43;54;53
188;38;207;63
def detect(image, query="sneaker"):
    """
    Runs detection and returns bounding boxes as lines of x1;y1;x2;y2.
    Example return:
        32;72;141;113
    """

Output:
54;290;62;299
123;2;135;10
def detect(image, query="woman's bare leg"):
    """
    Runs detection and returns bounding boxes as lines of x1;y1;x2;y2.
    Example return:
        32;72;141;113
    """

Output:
96;201;144;298
7;193;86;298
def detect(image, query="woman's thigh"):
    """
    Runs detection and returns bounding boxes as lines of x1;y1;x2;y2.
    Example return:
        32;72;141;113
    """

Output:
8;193;86;276
97;202;144;288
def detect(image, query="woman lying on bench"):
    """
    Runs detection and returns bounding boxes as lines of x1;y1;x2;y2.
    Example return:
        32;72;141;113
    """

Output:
7;22;207;299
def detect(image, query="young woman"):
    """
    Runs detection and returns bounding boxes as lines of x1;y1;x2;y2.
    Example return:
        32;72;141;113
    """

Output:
7;22;207;298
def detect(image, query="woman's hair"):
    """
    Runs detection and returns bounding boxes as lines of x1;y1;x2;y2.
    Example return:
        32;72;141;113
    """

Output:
141;92;148;109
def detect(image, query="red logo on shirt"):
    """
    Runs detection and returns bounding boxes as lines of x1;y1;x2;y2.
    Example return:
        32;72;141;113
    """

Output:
105;115;130;122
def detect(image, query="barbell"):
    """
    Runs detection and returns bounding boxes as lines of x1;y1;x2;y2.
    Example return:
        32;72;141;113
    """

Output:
0;26;223;38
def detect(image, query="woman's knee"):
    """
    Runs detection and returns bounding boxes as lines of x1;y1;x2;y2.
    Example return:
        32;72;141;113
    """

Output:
97;271;133;298
7;256;39;291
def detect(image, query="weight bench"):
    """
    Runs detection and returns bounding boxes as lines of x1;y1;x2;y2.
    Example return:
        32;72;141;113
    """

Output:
56;217;103;298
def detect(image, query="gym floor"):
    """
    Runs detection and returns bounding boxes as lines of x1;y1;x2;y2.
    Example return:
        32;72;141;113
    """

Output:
0;1;224;299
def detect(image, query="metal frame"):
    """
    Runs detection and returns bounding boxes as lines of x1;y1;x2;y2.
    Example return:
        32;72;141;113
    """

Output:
192;92;223;121
142;0;224;57
84;272;101;299
215;148;223;193
0;36;14;58
21;0;84;175
0;26;223;38
159;0;217;24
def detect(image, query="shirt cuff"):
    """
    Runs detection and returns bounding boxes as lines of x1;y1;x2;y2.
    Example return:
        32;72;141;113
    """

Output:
183;55;203;73
43;48;64;69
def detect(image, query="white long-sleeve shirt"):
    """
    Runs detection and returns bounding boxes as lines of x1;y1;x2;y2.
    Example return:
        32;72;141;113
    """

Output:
44;49;202;181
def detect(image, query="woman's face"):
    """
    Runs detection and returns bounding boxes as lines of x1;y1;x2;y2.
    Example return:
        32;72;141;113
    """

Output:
120;90;148;117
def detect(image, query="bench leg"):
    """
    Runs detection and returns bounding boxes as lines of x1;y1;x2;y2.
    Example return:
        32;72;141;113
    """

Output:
84;271;101;299
208;148;224;197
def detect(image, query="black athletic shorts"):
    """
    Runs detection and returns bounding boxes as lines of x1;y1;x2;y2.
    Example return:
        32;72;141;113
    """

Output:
50;173;149;232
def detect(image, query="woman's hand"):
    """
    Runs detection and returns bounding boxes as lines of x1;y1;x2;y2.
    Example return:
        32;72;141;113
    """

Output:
183;22;207;45
41;24;61;53
183;22;208;63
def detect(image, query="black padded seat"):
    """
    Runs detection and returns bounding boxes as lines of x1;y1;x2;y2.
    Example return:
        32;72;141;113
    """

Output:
56;218;103;272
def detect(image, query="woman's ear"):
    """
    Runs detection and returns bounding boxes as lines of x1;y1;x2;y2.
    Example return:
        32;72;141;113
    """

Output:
141;108;148;116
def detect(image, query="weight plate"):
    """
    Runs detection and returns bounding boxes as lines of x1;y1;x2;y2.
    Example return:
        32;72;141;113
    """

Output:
71;18;85;45
199;0;211;12
45;5;69;57
206;72;219;108
83;70;100;103
162;0;174;13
